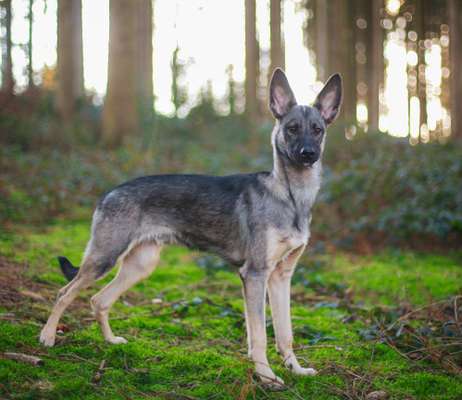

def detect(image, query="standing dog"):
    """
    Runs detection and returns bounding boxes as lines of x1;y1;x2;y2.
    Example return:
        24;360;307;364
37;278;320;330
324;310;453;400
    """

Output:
40;69;342;388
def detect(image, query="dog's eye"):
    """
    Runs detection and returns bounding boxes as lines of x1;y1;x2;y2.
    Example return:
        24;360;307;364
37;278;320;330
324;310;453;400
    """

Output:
287;125;298;134
313;126;323;136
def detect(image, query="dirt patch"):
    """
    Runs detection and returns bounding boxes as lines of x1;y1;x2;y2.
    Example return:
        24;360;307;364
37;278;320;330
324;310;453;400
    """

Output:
0;256;42;307
0;256;86;313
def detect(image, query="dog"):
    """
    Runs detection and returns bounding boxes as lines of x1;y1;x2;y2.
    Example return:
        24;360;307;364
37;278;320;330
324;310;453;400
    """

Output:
39;68;342;388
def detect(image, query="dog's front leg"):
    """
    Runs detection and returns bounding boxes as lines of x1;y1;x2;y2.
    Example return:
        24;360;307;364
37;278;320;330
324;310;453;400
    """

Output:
239;262;284;389
268;246;317;376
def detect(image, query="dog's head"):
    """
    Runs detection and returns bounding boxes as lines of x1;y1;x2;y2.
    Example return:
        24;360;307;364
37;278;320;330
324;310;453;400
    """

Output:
269;69;342;168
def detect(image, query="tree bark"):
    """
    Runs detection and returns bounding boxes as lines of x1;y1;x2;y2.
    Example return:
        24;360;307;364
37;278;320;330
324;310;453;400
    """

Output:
56;0;84;121
134;0;153;115
414;0;428;134
314;0;329;81
1;0;14;95
226;64;236;115
27;0;34;90
366;0;384;131
102;0;139;147
449;0;462;139
245;0;260;120
327;0;356;124
270;0;284;75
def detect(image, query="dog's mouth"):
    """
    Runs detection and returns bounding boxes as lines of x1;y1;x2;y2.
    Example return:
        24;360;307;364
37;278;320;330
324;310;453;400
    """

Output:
301;159;319;169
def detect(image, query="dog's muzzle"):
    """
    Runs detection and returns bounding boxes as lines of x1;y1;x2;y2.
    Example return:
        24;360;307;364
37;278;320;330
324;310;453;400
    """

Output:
299;147;319;166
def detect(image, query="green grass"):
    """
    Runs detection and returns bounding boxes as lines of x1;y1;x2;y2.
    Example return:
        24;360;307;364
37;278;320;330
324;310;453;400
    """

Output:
1;216;462;399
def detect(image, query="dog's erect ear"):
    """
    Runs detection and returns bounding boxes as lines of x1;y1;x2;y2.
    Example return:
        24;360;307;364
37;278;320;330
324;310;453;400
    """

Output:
269;68;297;119
314;73;342;125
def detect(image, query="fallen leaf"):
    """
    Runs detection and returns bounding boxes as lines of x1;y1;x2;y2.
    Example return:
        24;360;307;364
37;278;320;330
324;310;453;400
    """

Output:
366;390;388;400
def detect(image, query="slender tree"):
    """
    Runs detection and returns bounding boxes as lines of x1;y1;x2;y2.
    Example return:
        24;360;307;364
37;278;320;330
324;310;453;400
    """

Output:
413;0;428;134
327;0;356;123
226;64;236;115
245;0;260;120
366;0;384;131
170;45;188;118
311;0;357;123
56;0;84;121
1;0;14;96
313;0;329;81
449;0;462;139
102;0;139;146
269;0;284;75
27;0;33;90
354;0;368;122
135;0;153;115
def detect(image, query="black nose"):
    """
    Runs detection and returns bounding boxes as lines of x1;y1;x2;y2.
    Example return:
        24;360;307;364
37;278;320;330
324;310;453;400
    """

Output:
300;148;316;161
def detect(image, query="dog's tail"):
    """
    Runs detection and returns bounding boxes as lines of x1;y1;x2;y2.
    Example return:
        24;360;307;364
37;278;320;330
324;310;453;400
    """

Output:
57;256;79;281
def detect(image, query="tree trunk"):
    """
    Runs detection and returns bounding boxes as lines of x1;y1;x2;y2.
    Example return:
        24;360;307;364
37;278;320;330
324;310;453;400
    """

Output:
449;0;462;140
135;0;153;116
270;0;284;75
327;0;356;124
245;0;260;120
354;0;368;122
314;0;329;81
414;0;428;134
366;0;384;131
27;0;34;90
102;0;139;147
226;64;236;115
56;0;84;121
1;0;14;95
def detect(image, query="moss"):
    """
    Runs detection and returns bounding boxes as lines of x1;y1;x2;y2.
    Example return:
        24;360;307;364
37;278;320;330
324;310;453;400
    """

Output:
313;251;462;306
1;220;462;399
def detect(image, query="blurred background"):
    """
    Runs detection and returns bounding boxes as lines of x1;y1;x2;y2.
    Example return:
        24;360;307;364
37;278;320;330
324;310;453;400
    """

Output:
1;0;461;250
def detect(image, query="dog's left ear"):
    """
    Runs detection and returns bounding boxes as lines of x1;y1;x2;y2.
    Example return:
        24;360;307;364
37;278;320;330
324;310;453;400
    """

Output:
314;73;343;125
269;68;297;119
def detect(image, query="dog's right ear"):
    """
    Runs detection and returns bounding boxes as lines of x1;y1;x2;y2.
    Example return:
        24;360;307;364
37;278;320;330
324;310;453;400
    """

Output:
269;68;297;119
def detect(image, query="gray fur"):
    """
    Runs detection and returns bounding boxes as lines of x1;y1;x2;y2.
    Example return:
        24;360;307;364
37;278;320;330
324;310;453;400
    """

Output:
40;69;343;387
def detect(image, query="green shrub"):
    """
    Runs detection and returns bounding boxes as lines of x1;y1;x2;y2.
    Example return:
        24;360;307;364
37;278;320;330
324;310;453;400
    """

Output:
316;131;462;243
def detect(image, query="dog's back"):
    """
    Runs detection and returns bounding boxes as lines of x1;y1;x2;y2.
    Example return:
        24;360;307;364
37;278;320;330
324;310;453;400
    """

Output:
94;172;270;268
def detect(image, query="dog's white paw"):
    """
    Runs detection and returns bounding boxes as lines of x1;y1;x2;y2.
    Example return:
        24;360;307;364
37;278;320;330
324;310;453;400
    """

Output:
256;365;285;390
260;374;285;390
106;336;128;344
284;353;317;376
39;328;56;347
292;366;317;376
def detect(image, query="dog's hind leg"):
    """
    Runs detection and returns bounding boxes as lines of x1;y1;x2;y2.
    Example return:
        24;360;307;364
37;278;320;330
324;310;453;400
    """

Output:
268;245;317;376
39;263;97;347
40;232;128;347
91;243;161;344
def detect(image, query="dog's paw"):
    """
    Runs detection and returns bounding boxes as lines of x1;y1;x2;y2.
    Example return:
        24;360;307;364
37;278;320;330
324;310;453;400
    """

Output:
284;353;317;376
292;366;317;376
260;374;285;390
256;366;285;390
106;336;128;345
39;328;56;347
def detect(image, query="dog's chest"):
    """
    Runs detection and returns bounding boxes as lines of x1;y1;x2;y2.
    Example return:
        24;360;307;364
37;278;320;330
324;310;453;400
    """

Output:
266;225;310;264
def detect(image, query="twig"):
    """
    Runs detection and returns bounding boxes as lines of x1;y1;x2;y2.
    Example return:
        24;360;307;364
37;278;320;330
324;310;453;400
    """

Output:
52;353;100;366
92;359;106;384
19;289;46;302
3;352;43;366
388;298;451;330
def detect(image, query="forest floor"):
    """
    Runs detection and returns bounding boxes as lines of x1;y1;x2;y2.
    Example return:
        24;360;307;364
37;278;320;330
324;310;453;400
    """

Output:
1;214;462;399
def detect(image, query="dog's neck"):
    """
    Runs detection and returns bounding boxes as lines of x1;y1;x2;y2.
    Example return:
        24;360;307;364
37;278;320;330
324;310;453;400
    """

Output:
270;125;322;214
